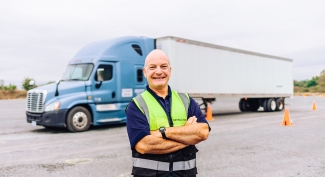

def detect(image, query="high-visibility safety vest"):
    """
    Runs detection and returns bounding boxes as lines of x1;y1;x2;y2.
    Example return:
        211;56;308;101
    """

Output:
132;90;198;177
133;90;189;130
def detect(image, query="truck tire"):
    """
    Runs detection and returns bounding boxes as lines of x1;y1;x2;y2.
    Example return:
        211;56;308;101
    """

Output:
266;98;276;112
66;106;91;132
239;99;248;112
275;98;284;111
239;99;244;111
263;99;269;112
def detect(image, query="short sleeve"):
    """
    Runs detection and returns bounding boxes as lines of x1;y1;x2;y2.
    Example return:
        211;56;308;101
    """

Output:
126;101;151;149
187;97;211;131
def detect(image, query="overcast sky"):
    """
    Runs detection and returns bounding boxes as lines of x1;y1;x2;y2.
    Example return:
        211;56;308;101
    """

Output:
1;0;325;88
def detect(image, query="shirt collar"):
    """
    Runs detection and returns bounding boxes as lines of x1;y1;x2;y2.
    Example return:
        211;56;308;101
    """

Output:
146;85;171;100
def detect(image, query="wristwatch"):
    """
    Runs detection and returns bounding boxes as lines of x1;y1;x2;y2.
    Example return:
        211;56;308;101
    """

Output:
159;126;168;139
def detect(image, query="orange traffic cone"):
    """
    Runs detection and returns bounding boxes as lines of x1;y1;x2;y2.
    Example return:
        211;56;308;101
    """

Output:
205;104;215;121
312;101;317;111
281;108;292;126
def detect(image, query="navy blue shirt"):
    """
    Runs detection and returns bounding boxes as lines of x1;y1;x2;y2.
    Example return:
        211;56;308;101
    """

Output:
126;85;210;149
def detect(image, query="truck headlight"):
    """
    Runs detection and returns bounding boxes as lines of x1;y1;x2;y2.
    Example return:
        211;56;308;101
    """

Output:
45;102;61;112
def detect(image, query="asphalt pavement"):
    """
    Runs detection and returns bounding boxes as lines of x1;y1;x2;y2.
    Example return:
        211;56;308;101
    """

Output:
0;96;325;177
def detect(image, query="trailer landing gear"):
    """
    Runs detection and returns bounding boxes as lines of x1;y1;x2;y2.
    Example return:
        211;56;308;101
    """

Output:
198;98;216;113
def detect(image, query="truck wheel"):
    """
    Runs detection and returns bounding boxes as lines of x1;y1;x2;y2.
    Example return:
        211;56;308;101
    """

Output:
66;106;91;132
263;99;269;112
239;99;244;111
266;98;276;112
239;99;248;112
275;98;284;111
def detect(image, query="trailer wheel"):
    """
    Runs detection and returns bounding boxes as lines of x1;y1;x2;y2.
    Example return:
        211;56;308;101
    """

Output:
66;106;91;132
275;98;284;111
263;99;269;112
239;99;248;112
266;98;276;112
239;99;244;111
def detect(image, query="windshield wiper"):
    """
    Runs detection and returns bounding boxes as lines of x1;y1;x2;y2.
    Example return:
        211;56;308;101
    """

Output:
70;79;83;81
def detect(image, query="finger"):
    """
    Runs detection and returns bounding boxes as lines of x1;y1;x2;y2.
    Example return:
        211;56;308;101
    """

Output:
190;116;196;124
187;117;194;123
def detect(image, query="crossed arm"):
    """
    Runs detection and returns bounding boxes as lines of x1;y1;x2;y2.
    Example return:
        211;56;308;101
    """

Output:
135;117;210;154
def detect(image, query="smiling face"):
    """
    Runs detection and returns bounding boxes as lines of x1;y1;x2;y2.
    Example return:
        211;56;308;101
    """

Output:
143;50;172;91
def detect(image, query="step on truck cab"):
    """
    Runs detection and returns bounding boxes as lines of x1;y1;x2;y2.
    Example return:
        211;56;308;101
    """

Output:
26;36;154;132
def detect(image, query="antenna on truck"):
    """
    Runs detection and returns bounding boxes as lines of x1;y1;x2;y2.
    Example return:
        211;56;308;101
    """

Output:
55;80;60;96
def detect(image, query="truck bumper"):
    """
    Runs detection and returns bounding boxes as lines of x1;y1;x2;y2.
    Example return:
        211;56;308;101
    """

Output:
26;109;68;128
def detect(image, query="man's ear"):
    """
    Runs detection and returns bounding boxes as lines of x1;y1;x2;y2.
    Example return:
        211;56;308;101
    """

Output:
142;68;147;78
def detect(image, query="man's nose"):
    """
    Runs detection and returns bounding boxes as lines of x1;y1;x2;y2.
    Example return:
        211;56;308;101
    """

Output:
155;67;163;74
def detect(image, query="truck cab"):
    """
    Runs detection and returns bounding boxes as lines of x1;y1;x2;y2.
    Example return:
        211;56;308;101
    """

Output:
26;36;155;132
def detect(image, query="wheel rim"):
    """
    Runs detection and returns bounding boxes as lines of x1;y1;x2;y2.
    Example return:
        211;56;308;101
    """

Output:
270;100;276;110
72;112;88;129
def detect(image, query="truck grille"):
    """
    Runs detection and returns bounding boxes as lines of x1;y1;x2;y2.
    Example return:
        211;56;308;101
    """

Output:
26;90;47;113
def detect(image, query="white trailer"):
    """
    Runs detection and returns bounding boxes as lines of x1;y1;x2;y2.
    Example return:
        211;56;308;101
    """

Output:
155;36;293;112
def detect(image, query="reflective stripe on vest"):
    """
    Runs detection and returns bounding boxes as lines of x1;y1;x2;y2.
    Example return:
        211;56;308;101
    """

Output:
133;158;196;171
133;90;189;130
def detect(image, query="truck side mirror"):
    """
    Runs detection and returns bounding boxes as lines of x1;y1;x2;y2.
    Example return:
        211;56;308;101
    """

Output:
97;68;104;82
55;80;61;96
96;68;104;88
29;80;35;86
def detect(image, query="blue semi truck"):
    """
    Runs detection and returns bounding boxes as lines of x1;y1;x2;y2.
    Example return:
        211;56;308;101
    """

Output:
26;36;293;132
26;36;154;132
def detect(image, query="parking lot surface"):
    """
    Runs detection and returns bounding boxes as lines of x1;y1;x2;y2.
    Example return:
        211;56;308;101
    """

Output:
0;96;325;177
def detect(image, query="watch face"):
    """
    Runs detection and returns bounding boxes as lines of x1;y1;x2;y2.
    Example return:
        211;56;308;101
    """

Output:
159;127;167;139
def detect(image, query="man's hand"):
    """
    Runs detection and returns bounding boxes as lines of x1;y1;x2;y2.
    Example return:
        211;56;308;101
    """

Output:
150;116;202;140
185;116;197;125
151;116;197;137
165;119;209;145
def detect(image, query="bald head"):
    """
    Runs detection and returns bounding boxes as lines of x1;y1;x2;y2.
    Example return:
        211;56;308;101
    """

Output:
144;49;170;68
142;49;172;92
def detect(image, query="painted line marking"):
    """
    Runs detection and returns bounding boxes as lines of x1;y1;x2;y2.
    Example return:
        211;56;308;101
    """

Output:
64;158;93;165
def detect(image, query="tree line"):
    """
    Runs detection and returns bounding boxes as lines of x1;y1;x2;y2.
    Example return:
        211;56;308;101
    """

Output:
0;78;54;91
294;69;325;93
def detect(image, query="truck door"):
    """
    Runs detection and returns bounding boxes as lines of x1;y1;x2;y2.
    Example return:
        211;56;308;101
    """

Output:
91;62;117;104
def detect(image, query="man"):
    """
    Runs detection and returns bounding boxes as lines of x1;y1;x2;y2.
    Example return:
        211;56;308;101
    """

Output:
126;49;210;177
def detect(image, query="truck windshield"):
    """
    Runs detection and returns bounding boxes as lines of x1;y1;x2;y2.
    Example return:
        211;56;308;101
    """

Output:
62;64;94;81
